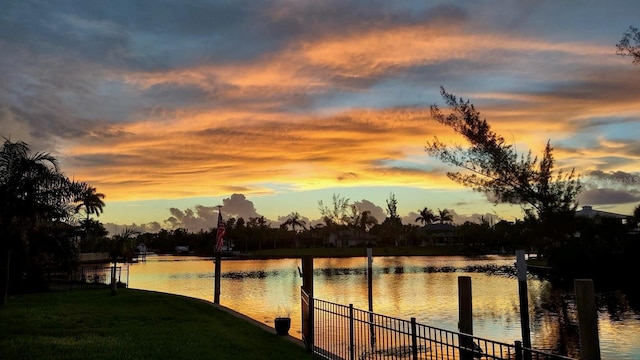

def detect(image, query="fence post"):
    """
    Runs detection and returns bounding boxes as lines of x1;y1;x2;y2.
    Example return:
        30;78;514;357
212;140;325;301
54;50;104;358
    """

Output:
214;252;221;304
302;255;314;295
458;276;473;360
367;248;376;348
516;250;532;360
516;250;532;347
349;304;355;360
411;317;418;360
575;279;601;360
514;341;523;360
309;293;314;352
301;256;314;353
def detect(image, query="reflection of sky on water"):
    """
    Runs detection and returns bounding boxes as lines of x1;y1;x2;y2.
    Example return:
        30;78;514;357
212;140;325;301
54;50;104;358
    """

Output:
128;255;639;359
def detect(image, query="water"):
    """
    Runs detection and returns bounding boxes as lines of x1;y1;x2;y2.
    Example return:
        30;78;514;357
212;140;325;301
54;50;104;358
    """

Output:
128;255;640;359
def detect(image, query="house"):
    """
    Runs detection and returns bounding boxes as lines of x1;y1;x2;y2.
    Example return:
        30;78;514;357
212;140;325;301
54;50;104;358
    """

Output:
416;223;459;245
174;245;190;254
575;205;630;224
326;228;376;247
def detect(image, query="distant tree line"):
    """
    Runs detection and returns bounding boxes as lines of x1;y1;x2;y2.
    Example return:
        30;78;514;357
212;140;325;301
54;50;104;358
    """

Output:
2;28;639;301
3;133;640;304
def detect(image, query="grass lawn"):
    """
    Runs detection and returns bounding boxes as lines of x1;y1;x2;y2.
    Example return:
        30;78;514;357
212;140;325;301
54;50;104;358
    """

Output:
0;288;312;360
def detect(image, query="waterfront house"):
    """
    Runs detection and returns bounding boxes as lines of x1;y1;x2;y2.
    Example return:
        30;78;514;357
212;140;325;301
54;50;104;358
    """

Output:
416;223;459;245
575;205;630;224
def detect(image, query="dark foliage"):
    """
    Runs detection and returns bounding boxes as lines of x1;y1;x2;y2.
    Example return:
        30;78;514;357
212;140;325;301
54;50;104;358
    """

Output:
617;26;640;65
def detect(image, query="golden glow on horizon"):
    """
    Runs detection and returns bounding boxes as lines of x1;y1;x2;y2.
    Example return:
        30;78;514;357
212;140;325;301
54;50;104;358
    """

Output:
33;14;639;225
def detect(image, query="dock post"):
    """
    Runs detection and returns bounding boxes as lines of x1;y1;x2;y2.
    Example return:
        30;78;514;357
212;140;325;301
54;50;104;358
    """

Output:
458;276;473;360
214;252;221;304
575;279;600;360
516;250;532;355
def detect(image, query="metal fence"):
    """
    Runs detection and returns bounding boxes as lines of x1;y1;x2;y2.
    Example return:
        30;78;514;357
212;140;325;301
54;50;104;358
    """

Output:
45;265;129;291
310;298;575;360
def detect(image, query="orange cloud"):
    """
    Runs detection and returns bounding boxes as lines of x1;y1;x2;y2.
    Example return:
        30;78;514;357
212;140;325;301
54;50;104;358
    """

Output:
58;22;639;208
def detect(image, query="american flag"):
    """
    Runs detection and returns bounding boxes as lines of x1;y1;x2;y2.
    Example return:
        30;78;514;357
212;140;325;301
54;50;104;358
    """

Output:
215;211;225;253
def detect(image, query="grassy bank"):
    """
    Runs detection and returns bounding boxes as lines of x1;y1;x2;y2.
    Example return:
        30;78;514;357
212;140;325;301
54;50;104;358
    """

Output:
0;288;312;360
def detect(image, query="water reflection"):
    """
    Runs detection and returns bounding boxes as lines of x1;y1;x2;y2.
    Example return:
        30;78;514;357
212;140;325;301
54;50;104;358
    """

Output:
128;255;639;359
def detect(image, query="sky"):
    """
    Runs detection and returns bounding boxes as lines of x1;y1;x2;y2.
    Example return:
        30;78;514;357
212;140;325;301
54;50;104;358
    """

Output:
2;1;640;234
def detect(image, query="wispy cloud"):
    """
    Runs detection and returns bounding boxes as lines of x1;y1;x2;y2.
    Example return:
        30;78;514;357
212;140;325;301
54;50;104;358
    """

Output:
2;1;640;226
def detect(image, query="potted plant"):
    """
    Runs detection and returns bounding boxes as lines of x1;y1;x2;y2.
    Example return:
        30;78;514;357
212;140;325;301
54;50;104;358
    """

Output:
274;305;291;336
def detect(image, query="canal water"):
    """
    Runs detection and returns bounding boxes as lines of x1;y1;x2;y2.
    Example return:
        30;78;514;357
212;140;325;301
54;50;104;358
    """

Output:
127;254;639;359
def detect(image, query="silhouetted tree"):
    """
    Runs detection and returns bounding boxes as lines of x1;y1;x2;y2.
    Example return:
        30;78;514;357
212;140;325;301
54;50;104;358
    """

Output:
283;212;306;232
633;203;640;228
0;139;85;304
381;193;402;245
318;194;352;246
283;212;306;248
107;227;138;295
74;183;105;221
356;209;378;233
78;218;108;252
617;26;640;65
318;194;351;226
415;207;436;225
435;208;454;224
427;87;581;244
347;206;378;244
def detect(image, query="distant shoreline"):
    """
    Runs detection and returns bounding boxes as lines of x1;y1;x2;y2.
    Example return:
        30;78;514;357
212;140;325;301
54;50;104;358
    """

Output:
142;245;509;261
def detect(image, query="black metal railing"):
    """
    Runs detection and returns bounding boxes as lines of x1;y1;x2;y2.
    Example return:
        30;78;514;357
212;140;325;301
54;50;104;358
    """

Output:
45;265;129;291
310;298;575;360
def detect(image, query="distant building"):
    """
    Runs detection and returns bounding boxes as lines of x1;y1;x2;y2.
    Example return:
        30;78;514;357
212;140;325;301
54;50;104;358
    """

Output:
174;245;190;254
416;223;459;245
135;243;147;254
575;205;630;224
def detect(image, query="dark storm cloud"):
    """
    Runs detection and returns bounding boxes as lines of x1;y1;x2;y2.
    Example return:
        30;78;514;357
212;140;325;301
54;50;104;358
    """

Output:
2;1;463;71
1;0;278;69
222;193;260;219
353;199;386;223
69;153;139;167
164;205;218;231
140;83;211;109
578;188;640;206
0;41;141;140
584;170;640;188
265;1;467;38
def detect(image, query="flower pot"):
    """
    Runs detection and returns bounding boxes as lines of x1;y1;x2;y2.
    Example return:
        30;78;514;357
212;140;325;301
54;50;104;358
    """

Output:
274;317;291;336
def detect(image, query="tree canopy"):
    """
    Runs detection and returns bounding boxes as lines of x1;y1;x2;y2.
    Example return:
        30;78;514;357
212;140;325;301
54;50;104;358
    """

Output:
617;26;640;65
1;139;103;304
415;207;436;225
426;87;581;224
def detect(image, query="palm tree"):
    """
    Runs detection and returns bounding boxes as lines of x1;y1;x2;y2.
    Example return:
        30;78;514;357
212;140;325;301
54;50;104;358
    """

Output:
633;205;640;227
283;212;306;233
415;207;436;226
107;227;138;295
284;212;306;248
75;183;105;221
352;209;378;245
358;210;378;233
0;139;81;305
436;208;454;224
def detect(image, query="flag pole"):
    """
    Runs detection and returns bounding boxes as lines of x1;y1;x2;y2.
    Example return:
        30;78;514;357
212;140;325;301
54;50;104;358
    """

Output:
214;205;223;304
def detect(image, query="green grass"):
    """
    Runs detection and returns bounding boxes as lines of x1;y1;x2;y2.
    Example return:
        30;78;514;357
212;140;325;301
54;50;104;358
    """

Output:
0;288;312;360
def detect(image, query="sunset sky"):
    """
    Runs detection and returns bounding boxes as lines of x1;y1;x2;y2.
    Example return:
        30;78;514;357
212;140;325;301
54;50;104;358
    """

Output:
2;1;640;234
